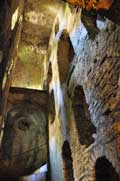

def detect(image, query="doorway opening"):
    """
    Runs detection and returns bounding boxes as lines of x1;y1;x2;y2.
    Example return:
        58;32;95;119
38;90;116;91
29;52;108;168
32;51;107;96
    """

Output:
95;156;119;181
72;85;96;146
62;141;74;181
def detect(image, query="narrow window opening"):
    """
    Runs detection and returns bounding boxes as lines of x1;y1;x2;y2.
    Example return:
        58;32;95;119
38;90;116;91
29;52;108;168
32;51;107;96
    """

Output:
47;62;52;84
62;141;74;181
95;156;119;181
49;90;55;124
44;62;52;90
72;85;96;146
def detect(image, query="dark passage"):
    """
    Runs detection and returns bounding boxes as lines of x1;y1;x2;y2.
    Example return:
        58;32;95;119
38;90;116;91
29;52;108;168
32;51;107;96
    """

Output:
62;141;74;181
49;90;56;124
95;156;119;181
72;85;96;146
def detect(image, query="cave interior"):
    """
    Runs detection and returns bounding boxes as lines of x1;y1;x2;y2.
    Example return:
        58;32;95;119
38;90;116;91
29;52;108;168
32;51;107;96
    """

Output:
0;0;120;180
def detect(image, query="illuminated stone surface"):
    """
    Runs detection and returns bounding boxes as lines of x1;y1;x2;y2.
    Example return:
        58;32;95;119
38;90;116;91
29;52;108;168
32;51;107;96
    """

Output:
11;0;64;90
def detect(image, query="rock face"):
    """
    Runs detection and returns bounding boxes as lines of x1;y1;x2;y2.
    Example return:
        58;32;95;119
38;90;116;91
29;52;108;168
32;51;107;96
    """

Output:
68;20;120;178
0;102;47;179
11;0;64;90
47;10;120;179
0;0;120;180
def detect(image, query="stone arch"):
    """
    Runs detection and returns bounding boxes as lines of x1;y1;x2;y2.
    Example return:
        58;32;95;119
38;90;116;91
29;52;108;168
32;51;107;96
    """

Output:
62;141;74;181
72;85;96;146
95;156;119;181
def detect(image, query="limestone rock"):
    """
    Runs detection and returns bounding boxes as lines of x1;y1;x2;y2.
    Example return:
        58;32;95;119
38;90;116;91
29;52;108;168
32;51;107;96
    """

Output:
0;102;47;178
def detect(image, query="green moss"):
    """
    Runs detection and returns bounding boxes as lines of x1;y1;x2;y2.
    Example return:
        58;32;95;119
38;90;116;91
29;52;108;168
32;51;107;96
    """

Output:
18;44;34;63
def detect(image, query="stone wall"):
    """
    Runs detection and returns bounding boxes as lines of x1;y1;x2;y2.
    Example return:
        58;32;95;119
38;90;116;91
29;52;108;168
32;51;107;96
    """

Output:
48;17;120;180
0;3;118;181
0;101;47;179
0;0;24;131
48;32;73;181
68;20;120;178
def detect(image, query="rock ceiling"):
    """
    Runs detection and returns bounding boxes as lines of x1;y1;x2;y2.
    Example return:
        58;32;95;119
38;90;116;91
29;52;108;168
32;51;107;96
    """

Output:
10;0;117;90
11;0;65;90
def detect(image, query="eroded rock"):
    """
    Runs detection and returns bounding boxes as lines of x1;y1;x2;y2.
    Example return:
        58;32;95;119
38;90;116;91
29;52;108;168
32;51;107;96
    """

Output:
0;102;47;179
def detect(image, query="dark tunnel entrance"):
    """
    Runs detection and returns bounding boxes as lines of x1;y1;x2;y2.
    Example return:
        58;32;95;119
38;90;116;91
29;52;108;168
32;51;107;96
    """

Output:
72;85;96;146
62;141;74;181
95;156;119;181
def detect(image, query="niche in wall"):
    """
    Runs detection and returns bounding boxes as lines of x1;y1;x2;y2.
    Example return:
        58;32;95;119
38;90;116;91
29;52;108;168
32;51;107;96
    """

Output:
57;31;74;84
44;62;52;90
72;85;96;146
95;156;119;181
62;141;74;181
49;90;55;124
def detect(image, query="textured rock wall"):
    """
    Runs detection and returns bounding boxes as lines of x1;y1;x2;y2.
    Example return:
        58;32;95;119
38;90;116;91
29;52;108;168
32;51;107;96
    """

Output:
48;35;72;181
11;0;64;90
0;102;47;179
6;87;48;113
48;17;120;180
47;14;94;180
0;0;24;131
68;20;120;178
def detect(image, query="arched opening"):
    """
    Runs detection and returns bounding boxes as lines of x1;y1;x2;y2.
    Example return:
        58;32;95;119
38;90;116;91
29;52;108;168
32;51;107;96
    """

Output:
57;30;74;84
95;156;119;181
62;141;74;181
49;90;55;124
72;85;96;146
